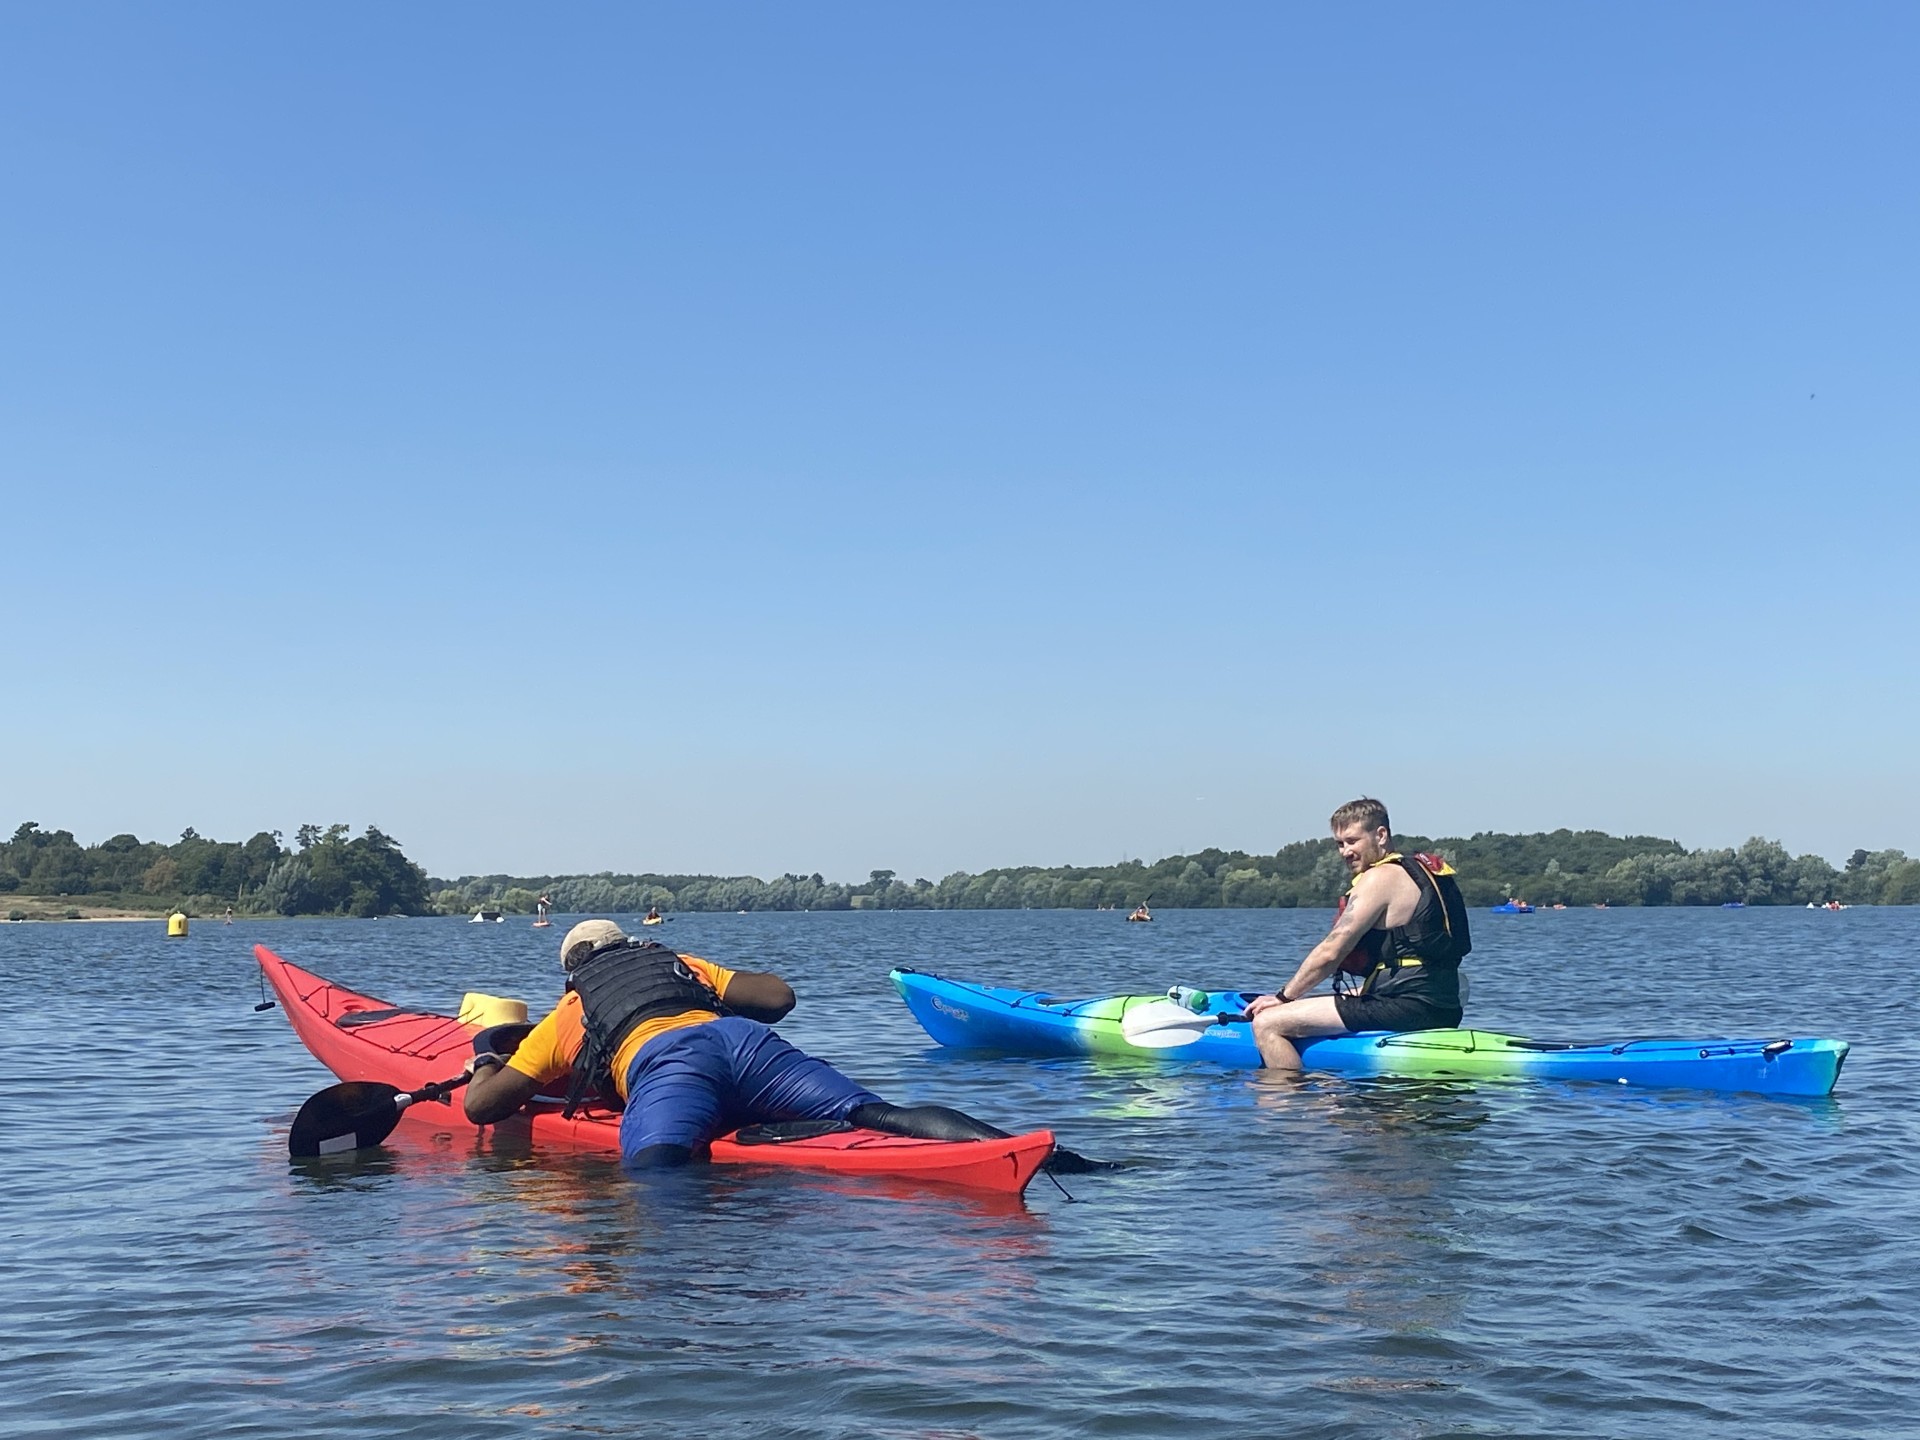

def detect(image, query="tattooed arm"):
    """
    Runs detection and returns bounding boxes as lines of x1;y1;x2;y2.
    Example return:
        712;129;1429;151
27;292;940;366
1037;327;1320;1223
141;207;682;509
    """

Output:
1246;869;1393;1016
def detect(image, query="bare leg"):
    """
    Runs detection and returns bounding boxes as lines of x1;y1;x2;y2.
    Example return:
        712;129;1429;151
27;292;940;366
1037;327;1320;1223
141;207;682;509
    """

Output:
1251;995;1349;1072
1253;1021;1304;1071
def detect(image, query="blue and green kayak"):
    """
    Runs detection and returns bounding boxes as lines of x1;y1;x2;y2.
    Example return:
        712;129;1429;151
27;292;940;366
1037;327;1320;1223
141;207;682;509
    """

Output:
889;968;1849;1097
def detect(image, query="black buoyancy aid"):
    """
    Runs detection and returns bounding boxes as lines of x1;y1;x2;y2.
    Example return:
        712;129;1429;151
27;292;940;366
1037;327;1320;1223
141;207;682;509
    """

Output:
561;941;725;1115
1336;853;1472;1005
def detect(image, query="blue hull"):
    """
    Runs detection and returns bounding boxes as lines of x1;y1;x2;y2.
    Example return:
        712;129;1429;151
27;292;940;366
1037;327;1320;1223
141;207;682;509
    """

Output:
889;968;1849;1097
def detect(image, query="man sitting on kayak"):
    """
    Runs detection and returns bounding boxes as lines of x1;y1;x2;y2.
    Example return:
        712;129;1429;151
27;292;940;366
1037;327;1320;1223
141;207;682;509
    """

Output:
1247;797;1470;1072
464;919;1074;1169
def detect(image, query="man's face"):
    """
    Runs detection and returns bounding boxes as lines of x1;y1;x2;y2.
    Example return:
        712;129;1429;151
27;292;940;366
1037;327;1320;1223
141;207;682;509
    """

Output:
1334;821;1391;873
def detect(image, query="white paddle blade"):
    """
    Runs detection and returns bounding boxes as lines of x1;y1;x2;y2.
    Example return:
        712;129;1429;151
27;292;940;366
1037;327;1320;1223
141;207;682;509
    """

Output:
1120;999;1221;1048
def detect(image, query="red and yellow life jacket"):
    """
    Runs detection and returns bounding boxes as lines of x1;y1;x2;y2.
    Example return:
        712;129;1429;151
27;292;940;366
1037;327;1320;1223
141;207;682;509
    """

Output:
1336;852;1472;1003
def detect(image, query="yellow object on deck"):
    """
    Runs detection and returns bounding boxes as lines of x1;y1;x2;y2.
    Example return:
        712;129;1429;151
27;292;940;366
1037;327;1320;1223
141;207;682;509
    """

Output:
456;992;529;1028
166;912;188;938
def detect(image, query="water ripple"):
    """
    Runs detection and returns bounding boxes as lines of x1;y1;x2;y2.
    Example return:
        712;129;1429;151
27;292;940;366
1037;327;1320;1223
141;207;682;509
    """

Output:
4;909;1918;1438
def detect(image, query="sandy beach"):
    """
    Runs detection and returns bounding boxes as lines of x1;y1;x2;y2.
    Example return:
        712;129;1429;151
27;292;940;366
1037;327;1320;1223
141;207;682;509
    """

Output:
3;901;191;922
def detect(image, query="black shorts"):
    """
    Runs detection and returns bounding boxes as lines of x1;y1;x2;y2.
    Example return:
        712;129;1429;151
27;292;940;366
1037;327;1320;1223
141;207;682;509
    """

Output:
1332;993;1463;1034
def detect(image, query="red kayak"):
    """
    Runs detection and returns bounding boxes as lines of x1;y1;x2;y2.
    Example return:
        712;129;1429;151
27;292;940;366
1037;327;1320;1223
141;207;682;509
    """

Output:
258;945;1054;1195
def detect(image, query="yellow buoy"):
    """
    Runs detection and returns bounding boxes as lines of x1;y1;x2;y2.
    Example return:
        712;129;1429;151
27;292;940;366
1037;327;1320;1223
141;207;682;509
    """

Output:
455;992;529;1028
166;911;188;938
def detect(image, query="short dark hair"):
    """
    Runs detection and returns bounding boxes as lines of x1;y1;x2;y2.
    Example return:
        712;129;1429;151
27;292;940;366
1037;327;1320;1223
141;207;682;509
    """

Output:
1330;797;1390;834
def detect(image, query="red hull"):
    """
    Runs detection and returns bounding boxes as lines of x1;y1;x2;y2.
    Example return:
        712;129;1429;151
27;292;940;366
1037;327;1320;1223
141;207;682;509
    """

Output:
259;945;1052;1195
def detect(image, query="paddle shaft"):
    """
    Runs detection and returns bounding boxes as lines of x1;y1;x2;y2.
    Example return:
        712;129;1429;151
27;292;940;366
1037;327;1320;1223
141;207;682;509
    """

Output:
401;1073;473;1107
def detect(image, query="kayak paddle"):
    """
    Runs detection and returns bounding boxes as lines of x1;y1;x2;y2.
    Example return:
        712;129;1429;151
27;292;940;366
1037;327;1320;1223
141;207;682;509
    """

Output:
1119;998;1251;1048
288;1074;469;1158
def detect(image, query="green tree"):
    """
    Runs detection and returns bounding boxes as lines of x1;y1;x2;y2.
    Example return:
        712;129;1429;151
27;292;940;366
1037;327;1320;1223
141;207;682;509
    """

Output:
1221;866;1275;907
1881;861;1920;905
258;857;313;915
25;832;89;894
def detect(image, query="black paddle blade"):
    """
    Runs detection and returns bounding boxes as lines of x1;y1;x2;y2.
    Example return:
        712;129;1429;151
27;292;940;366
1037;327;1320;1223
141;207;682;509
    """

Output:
289;1081;405;1158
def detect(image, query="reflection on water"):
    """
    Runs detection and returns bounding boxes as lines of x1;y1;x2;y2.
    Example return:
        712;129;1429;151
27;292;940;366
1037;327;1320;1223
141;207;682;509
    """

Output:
3;908;1917;1439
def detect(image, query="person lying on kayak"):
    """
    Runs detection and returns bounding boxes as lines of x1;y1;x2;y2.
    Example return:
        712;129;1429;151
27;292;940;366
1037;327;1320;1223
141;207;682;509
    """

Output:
463;919;1088;1170
1246;797;1470;1072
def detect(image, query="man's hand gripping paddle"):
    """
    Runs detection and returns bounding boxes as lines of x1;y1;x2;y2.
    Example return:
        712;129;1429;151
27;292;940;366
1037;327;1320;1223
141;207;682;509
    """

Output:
287;1021;533;1158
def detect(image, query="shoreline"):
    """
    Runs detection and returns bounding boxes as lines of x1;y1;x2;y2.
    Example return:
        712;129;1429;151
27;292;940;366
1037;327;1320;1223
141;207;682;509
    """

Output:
1;901;249;923
4;911;187;923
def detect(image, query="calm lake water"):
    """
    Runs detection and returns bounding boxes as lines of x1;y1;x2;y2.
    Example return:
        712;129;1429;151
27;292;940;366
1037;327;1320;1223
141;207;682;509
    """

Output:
5;907;1917;1439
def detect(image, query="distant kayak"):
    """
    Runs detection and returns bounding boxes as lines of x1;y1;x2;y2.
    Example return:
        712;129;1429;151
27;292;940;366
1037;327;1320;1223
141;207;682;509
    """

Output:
258;946;1054;1194
1490;902;1534;914
889;968;1849;1098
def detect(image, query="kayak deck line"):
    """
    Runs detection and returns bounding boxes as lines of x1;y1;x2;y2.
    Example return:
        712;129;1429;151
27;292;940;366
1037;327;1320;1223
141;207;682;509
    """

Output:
1366;1031;1803;1058
283;965;472;1056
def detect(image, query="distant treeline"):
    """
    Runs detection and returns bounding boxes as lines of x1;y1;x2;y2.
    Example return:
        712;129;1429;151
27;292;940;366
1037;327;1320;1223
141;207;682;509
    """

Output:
437;829;1920;913
2;822;432;917
9;820;1917;919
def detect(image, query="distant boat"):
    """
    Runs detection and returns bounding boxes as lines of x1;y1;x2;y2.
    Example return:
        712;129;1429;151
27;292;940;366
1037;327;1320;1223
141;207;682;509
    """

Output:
1722;902;1746;909
1490;902;1534;914
470;907;504;924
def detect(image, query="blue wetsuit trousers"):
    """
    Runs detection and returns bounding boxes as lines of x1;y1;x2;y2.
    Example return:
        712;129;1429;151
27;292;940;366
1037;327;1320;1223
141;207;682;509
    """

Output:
618;1016;881;1161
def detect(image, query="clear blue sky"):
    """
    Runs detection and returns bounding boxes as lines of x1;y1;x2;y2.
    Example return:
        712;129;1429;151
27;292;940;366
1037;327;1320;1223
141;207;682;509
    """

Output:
4;3;1914;881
